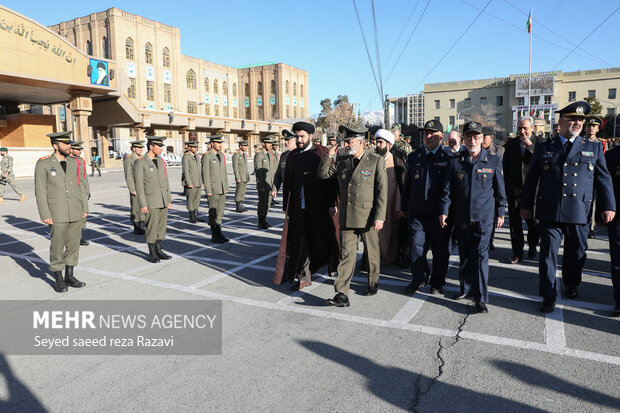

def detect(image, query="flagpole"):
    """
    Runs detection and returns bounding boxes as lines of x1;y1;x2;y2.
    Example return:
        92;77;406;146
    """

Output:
528;8;532;117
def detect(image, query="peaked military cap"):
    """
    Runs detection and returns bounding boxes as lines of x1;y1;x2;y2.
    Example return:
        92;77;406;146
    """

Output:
46;130;73;143
0;147;7;152
186;141;199;148
239;140;248;146
146;136;166;146
70;141;84;150
312;137;320;143
555;101;590;117
130;140;144;148
390;123;401;131
282;129;295;139
419;119;444;133
338;125;368;140
292;121;315;134
261;135;277;144
585;116;602;126
209;135;223;143
482;127;495;136
463;121;483;135
327;136;337;142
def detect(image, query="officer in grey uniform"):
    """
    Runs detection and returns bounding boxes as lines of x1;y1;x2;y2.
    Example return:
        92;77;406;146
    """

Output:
232;140;250;213
70;141;90;246
0;147;26;204
202;135;229;243
34;131;88;292
319;125;388;307
255;136;277;229
123;140;146;234
134;136;173;263
182;140;204;223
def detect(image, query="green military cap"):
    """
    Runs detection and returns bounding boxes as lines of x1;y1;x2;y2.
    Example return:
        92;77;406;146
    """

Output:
146;135;166;146
209;135;224;143
555;101;590;118
338;125;368;141
327;136;337;142
282;129;295;139
70;141;84;150
262;135;277;144
46;130;73;143
130;140;144;148
390;123;401;131
0;147;7;152
186;140;199;148
312;137;320;143
585;116;602;126
239;140;248;146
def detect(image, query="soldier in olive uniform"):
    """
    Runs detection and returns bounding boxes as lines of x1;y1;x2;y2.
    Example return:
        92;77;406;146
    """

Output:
319;125;388;307
35;131;88;292
182;141;204;223
202;135;230;243
232;140;250;213
70;141;90;246
273;130;296;197
0;147;26;204
390;123;412;168
124;140;146;234
255;136;277;229
134;136;173;263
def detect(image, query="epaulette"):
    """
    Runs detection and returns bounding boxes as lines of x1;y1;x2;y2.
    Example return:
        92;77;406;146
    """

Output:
39;155;51;160
137;155;144;159
125;154;132;159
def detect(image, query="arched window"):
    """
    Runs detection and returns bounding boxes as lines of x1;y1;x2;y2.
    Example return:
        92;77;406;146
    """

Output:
300;84;304;98
125;37;134;60
86;40;92;56
257;81;263;96
204;77;210;92
244;83;249;97
285;80;290;94
214;80;219;94
102;36;110;59
222;81;228;95
270;80;276;95
162;47;170;68
145;43;153;64
293;82;297;96
186;70;196;89
232;83;237;97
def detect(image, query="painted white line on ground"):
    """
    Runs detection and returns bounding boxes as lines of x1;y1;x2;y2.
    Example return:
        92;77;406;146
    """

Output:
389;294;429;325
545;302;567;351
276;273;330;305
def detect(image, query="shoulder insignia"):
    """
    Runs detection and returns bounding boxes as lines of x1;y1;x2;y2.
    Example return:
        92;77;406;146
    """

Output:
39;155;51;160
137;155;144;159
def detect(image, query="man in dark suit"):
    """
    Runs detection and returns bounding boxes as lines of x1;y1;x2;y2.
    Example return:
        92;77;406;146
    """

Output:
503;116;539;263
604;145;620;317
521;102;616;313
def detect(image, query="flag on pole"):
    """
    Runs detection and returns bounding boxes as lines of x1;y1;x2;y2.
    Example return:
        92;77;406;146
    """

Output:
526;10;532;33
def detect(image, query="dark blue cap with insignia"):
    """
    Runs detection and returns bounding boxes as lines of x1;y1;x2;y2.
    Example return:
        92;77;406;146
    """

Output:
146;136;166;146
209;135;223;143
282;129;295;139
420;119;444;133
555;101;590;117
585;116;602;126
338;125;368;140
463;121;483;135
46;131;74;143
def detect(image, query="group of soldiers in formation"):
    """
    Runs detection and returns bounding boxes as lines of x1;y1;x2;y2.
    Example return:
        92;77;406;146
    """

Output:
26;100;619;317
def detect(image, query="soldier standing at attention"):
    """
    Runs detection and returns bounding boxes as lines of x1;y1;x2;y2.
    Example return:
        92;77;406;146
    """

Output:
70;141;90;246
255;136;277;229
134;136;173;263
273;130;296;200
521;102;616;313
232;140;250;213
202;135;229;243
90;151;101;176
0;147;26;204
35;131;88;293
481;127;504;250
584;116;606;239
124;140;146;235
390;123;412;167
319;125;387;307
182;141;204;223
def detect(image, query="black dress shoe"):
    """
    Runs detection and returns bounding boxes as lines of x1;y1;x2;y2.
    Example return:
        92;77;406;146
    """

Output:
80;238;89;246
404;281;421;294
508;256;522;264
364;283;379;296
565;287;578;299
540;297;556;313
326;293;350;307
612;306;620;317
528;246;537;259
489;243;495;251
430;287;441;295
473;302;488;313
588;230;595;239
453;292;471;300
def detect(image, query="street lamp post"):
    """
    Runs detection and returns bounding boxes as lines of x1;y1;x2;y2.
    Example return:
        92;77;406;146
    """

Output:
598;99;620;138
456;105;479;130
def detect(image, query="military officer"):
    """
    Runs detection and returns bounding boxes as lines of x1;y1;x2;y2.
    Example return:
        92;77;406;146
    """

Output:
391;123;412;167
481;127;504;250
402;119;452;295
182;141;204;223
35;131;88;292
584;116;605;239
520;102;616;313
70;141;90;246
254;136;277;229
440;121;507;313
134;136;173;263
0;147;26;204
124;140;146;234
319;125;388;307
273;130;296;197
604;144;620;317
202;135;229;243
232;140;250;213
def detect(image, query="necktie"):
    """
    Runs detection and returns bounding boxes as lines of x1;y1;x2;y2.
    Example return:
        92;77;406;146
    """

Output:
564;140;572;153
217;153;221;163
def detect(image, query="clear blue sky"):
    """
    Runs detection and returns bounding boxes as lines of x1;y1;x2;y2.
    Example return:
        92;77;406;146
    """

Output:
4;0;619;117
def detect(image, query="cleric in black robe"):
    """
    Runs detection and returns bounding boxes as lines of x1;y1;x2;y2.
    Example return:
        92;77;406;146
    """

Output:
282;121;339;289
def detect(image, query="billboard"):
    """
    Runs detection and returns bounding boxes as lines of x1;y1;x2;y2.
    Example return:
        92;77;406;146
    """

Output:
90;59;109;86
516;75;554;97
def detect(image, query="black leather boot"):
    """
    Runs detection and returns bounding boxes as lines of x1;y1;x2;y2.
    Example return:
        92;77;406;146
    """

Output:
210;226;227;244
53;271;68;293
138;221;147;234
80;229;89;246
189;210;197;223
133;223;142;234
65;266;85;288
235;202;244;213
194;211;204;222
155;240;172;260
148;243;160;263
258;216;271;229
217;225;230;242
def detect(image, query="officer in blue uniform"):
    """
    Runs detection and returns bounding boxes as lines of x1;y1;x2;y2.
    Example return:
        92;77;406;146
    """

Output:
440;121;507;313
604;145;620;317
401;119;451;294
520;101;616;313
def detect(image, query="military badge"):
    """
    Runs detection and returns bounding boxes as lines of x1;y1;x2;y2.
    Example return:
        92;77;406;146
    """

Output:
50;168;56;177
580;151;594;157
469;122;476;129
361;169;373;178
588;163;594;171
414;173;420;180
576;106;584;114
457;171;464;181
544;164;550;171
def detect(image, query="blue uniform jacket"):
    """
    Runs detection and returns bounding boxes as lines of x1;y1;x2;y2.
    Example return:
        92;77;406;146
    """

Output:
402;147;451;215
521;136;615;224
440;149;507;224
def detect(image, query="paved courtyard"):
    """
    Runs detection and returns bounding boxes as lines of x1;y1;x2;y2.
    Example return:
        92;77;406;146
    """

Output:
0;165;618;412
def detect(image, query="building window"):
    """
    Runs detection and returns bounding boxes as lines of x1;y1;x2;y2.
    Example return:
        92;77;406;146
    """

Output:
517;97;525;105
233;108;238;118
286;107;290;118
449;115;455;125
272;105;277;118
204;77;210;92
164;84;171;103
214;80;219;94
434;100;440;109
257;81;263;96
530;96;540;105
214;105;219;116
102;36;109;59
544;95;551;105
258;106;264;119
129;128;137;137
270;80;276;95
568;91;576;101
496;113;503;124
245;107;250;118
205;104;210;115
300;108;304;117
127;78;136;99
293;82;297;96
224;106;229;117
434;116;440;122
125;37;134;60
145;43;153;64
610;88;617;99
223;81;228;95
244;83;249;97
233;83;237;97
293;107;297;117
449;99;455;109
300;84;304;98
588;89;596;98
285;80;290;94
607;108;615;116
186;70;196;89
464;98;471;108
480;96;487;106
146;81;154;101
86;40;92;56
187;101;197;114
162;48;170;68
165;130;172;139
496;96;503;106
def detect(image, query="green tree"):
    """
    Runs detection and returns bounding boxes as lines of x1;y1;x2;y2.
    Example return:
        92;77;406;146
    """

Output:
584;96;602;116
